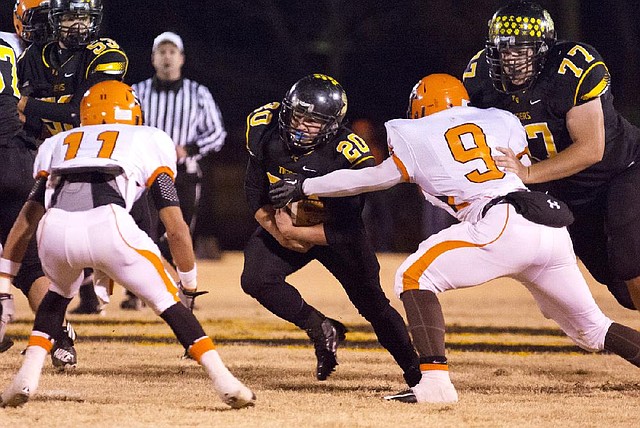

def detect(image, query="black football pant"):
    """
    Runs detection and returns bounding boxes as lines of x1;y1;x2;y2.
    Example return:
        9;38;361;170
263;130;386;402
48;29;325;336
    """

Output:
567;163;640;310
241;227;419;375
0;139;44;295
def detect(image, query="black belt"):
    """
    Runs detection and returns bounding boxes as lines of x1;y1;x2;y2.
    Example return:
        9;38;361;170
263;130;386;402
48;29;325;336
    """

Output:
481;196;512;218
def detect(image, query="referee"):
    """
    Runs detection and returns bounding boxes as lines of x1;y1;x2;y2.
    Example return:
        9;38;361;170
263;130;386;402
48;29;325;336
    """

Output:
127;31;226;309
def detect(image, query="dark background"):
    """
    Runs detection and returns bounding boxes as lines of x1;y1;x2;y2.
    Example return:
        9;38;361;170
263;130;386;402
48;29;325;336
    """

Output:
2;1;639;251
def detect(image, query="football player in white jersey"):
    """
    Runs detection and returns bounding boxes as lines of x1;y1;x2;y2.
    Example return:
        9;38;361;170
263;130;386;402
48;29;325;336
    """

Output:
269;74;640;404
0;80;255;409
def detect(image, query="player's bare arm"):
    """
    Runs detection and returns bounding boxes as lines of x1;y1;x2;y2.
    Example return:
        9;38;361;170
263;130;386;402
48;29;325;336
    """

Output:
2;199;45;266
158;205;195;277
496;99;605;185
254;206;312;253
274;209;327;246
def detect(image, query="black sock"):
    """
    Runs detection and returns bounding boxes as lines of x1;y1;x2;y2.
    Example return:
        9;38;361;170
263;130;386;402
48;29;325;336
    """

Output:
604;322;640;367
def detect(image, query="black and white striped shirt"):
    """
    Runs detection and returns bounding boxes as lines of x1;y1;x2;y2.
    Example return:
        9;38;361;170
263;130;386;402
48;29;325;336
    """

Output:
131;76;226;162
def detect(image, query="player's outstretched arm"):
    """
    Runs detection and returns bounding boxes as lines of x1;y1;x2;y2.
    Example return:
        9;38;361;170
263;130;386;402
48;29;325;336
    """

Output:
158;206;196;286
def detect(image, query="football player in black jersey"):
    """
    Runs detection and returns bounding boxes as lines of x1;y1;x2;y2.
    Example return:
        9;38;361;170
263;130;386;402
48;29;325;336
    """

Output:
16;0;143;319
242;74;421;387
463;1;640;313
17;0;127;138
0;36;50;354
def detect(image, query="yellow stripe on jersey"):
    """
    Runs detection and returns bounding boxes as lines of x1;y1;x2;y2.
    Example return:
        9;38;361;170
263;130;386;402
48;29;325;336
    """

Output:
574;61;609;105
351;155;375;168
401;204;510;293
93;61;126;73
267;172;279;184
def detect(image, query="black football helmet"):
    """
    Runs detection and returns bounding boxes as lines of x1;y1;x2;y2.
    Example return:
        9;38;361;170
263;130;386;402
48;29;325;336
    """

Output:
13;0;52;44
485;1;556;93
49;0;102;49
278;74;348;152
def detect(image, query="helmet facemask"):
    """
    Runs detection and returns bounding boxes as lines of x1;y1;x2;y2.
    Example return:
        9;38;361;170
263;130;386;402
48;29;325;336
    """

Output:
279;100;340;152
486;37;550;94
49;0;102;49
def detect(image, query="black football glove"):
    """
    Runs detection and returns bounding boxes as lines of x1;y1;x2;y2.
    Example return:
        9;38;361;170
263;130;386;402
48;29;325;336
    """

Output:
177;283;209;312
269;174;306;209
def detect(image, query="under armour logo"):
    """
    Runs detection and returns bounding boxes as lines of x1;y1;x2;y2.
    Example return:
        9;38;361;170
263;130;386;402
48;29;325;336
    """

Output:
547;199;561;210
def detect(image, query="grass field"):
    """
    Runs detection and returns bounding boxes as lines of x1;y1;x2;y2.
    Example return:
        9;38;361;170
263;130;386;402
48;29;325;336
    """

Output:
1;252;639;427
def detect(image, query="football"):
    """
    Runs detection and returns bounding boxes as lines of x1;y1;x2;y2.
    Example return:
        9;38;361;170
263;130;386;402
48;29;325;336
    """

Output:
286;199;328;226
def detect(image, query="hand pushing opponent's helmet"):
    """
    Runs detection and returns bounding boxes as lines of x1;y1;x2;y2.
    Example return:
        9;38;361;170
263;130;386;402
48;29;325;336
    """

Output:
408;73;469;118
279;73;348;152
80;80;142;126
485;0;556;93
13;0;52;44
49;0;102;49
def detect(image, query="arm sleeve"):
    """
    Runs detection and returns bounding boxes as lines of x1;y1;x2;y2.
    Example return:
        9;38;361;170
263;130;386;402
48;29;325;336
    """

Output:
26;176;47;206
304;157;403;197
244;155;270;215
149;173;180;210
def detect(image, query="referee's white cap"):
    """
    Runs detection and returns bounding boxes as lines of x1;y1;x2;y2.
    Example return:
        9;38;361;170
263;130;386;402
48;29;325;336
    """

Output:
152;31;184;52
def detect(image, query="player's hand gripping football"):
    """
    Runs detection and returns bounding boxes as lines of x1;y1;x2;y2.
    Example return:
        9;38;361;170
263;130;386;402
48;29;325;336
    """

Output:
0;292;15;352
269;174;306;209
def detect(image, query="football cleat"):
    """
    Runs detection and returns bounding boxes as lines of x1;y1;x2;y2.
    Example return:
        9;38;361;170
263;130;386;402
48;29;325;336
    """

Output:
219;386;256;410
0;337;14;353
306;317;347;380
120;294;145;311
411;377;458;404
51;325;77;370
211;372;256;409
0;384;30;408
384;389;417;403
70;301;104;314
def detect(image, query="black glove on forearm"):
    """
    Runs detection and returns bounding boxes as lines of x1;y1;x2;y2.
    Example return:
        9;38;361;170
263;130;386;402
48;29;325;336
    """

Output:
269;174;306;209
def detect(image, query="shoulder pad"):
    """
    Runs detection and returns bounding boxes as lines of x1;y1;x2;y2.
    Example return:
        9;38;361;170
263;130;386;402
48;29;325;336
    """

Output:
245;102;280;157
333;128;376;168
546;41;609;106
462;50;494;107
85;38;128;78
462;49;485;82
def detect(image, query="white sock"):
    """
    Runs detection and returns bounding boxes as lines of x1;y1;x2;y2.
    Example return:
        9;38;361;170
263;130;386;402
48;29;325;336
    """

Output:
199;350;239;389
412;369;458;403
420;369;452;383
198;350;255;408
9;346;47;396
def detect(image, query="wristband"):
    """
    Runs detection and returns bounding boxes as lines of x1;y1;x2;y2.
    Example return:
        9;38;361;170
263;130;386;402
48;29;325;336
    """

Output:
0;275;12;294
0;258;21;277
177;265;197;290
